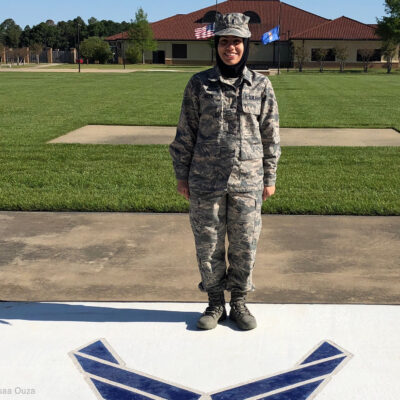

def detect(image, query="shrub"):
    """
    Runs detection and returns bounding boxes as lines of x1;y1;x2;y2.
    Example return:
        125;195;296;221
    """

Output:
80;36;112;64
125;45;141;64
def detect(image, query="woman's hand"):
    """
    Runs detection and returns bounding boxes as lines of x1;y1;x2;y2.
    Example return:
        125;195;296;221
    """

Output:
263;186;275;201
177;180;190;200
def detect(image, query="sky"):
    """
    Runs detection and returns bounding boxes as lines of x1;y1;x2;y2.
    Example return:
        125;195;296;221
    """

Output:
1;0;387;28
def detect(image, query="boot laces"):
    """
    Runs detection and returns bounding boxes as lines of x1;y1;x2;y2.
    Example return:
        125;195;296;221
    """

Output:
231;300;252;316
204;305;224;317
204;291;225;317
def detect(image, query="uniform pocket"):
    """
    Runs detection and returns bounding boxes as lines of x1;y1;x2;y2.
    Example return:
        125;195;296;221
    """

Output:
241;87;262;115
242;102;261;115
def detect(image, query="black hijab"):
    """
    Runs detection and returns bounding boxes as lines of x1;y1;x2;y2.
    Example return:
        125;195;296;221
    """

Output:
214;36;250;78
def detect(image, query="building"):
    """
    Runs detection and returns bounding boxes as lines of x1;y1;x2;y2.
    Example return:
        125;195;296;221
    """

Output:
105;0;399;68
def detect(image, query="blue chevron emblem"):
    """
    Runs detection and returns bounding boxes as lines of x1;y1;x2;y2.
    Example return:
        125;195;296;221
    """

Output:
71;339;351;399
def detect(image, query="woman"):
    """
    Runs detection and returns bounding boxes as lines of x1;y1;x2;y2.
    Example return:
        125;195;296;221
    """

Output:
169;13;281;330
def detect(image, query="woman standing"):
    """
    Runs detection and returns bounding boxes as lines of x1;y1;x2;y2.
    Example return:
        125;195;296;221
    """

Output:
170;13;281;330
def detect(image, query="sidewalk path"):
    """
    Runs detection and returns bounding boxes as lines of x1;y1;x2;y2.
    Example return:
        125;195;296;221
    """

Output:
1;212;398;303
49;125;400;146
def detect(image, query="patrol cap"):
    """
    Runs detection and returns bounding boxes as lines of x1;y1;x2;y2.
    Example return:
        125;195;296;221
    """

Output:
214;13;251;38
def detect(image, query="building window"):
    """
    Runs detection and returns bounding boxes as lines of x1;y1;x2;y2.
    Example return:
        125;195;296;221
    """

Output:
311;48;335;61
244;11;261;23
172;44;187;59
357;49;382;62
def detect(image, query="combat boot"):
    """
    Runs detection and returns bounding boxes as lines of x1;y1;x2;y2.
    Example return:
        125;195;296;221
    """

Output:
229;290;257;330
197;291;227;330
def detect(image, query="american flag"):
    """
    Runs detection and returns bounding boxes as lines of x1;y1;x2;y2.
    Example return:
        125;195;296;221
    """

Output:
194;23;215;39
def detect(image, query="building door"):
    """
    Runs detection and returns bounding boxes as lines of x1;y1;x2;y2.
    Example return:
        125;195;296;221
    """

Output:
152;51;165;64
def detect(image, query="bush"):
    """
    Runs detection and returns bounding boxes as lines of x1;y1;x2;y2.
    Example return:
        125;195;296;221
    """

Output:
80;36;112;64
125;45;141;64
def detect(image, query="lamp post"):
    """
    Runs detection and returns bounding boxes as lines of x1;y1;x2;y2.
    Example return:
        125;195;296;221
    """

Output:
77;23;81;73
287;30;291;72
123;42;126;69
277;0;282;75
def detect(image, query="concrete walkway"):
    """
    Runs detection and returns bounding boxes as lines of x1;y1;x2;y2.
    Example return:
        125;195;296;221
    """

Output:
49;125;400;146
1;212;399;304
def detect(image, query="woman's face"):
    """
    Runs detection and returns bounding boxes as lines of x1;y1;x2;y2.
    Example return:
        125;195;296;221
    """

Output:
217;36;244;66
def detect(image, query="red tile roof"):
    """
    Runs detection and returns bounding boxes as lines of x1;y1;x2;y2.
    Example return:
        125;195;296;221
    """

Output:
106;31;129;41
150;0;330;41
291;16;380;40
106;0;329;42
105;1;379;42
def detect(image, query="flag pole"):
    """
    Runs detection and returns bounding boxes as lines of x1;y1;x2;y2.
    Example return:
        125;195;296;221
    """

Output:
278;0;282;75
214;0;218;64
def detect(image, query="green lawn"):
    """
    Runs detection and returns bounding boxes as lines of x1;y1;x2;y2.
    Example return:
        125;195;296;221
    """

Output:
43;63;212;71
0;72;399;215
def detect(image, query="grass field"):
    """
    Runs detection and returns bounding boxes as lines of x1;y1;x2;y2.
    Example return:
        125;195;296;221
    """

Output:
0;71;399;215
39;63;400;74
43;63;212;70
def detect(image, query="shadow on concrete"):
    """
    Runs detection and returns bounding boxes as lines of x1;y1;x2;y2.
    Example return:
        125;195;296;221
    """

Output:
0;302;202;331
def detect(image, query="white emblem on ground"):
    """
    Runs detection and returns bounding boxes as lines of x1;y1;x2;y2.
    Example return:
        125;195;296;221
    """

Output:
71;338;352;399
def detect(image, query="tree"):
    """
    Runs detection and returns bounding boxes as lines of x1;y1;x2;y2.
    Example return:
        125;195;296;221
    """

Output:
73;17;88;49
87;18;131;39
20;25;31;47
80;36;112;63
87;17;103;37
12;47;25;65
376;0;400;44
129;8;157;64
333;45;349;72
314;48;329;72
29;22;60;48
30;43;43;64
0;19;22;48
80;37;96;61
381;40;398;73
0;42;4;63
358;49;375;72
293;43;307;72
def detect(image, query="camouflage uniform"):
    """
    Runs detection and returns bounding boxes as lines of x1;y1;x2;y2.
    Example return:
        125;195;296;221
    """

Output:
169;61;280;294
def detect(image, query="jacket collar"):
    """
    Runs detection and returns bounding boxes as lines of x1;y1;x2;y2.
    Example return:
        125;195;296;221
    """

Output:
208;65;253;86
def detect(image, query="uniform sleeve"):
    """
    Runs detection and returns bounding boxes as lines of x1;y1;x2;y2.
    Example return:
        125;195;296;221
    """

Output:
169;77;199;181
259;79;281;187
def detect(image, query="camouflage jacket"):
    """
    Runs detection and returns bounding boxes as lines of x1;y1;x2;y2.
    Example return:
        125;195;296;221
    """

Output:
169;66;281;193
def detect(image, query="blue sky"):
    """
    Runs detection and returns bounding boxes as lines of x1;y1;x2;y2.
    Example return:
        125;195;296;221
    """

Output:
2;0;386;28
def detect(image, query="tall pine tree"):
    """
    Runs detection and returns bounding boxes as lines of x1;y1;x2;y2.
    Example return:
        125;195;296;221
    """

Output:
129;8;157;64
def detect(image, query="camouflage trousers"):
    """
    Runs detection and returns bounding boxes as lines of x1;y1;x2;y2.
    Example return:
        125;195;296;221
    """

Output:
189;190;263;293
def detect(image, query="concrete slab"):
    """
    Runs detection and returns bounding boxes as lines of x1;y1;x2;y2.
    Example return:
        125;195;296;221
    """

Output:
1;212;399;303
49;125;176;145
0;301;399;399
48;125;400;146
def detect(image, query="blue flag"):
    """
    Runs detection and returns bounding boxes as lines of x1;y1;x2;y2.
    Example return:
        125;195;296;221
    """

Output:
262;26;280;45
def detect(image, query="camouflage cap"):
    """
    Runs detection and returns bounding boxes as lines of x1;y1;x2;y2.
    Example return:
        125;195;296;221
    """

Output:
214;13;251;38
